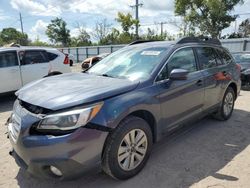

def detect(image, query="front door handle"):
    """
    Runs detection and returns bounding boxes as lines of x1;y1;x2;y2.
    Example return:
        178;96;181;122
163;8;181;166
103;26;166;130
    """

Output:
196;79;203;86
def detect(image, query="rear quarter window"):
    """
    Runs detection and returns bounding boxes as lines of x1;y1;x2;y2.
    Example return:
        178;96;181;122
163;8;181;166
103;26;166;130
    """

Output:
47;52;58;61
217;49;234;65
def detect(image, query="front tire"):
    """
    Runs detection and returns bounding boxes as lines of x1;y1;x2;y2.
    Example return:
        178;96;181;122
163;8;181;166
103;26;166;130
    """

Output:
102;116;153;180
213;87;235;121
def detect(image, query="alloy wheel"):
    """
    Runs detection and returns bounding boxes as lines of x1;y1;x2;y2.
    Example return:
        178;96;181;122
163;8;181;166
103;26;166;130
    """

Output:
117;129;148;171
223;92;234;116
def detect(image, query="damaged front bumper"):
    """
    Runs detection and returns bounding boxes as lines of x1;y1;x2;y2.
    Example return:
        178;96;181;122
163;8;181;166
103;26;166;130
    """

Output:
6;100;109;180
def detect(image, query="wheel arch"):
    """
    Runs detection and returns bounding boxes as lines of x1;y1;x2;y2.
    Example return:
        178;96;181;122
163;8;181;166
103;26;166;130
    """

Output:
228;82;237;100
101;109;157;158
129;110;157;143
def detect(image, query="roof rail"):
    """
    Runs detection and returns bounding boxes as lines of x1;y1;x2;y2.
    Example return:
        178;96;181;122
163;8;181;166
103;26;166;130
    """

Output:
128;40;160;46
176;37;221;45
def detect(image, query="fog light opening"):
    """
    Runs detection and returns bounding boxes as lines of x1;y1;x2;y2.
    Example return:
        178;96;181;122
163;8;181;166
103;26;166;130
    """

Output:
50;166;63;177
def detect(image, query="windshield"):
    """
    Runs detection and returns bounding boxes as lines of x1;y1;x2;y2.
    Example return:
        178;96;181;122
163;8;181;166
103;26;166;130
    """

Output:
232;53;250;64
87;46;169;81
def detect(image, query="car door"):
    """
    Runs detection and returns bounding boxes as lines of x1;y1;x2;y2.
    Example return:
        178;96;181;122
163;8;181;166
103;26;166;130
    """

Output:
195;47;226;109
155;47;205;131
20;50;49;85
0;51;22;93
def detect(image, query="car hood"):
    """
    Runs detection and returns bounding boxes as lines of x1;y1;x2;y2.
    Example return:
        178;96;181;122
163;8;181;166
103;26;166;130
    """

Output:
16;73;139;110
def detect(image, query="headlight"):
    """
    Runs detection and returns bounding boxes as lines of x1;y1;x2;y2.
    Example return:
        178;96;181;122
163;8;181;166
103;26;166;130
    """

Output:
37;102;103;131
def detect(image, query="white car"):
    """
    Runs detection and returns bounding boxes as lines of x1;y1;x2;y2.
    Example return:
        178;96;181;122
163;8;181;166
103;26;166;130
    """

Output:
0;46;71;94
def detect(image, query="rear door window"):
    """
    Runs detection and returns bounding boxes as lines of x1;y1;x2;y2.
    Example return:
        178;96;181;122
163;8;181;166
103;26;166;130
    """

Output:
196;47;218;69
21;50;48;65
0;51;18;68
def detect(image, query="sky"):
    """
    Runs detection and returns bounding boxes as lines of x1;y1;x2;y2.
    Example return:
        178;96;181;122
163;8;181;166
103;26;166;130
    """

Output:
0;0;250;42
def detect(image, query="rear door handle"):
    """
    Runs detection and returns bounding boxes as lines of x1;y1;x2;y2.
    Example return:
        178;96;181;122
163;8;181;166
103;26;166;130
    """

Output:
196;79;203;86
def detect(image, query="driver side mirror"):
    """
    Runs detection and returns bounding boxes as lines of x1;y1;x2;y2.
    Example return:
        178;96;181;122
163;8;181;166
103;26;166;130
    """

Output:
169;69;189;80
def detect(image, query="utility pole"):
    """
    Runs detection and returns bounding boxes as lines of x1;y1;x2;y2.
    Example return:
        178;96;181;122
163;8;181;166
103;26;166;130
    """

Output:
19;12;24;34
160;22;164;36
159;22;168;37
234;20;237;33
130;0;143;39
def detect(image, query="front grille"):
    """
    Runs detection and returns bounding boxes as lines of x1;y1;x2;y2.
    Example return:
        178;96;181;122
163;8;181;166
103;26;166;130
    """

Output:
19;100;51;114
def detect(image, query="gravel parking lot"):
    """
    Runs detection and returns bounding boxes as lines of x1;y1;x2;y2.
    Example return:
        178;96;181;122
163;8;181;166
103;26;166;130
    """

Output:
0;89;250;188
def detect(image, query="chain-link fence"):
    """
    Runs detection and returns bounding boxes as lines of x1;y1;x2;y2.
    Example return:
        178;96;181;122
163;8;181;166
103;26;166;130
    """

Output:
60;45;125;63
60;38;250;63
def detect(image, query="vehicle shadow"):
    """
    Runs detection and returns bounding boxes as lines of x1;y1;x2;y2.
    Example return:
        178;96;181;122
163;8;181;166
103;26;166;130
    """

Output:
0;93;16;113
15;109;250;188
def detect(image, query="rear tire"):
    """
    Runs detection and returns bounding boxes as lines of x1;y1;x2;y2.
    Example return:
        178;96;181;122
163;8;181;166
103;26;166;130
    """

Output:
213;87;235;121
102;116;153;180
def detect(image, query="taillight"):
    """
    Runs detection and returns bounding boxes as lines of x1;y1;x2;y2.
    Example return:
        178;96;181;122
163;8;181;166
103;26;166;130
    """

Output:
64;55;69;65
236;63;241;73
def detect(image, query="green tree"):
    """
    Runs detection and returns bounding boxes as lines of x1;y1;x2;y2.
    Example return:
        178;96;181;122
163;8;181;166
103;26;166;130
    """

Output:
0;36;3;46
118;32;134;44
77;29;91;46
175;0;244;38
71;23;92;46
29;36;50;46
46;17;70;47
239;18;250;37
110;12;139;44
92;19;111;45
116;12;138;34
222;18;250;39
101;28;120;44
141;28;175;41
0;27;28;45
226;32;243;38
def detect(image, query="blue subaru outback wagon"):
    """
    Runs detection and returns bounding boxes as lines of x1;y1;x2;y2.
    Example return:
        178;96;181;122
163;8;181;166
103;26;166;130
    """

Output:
7;37;241;180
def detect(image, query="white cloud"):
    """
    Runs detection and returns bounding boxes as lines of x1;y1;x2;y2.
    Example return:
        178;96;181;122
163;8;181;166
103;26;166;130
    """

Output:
143;0;175;12
70;27;93;38
6;0;250;41
10;0;61;17
30;19;49;41
0;9;10;20
68;0;132;18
